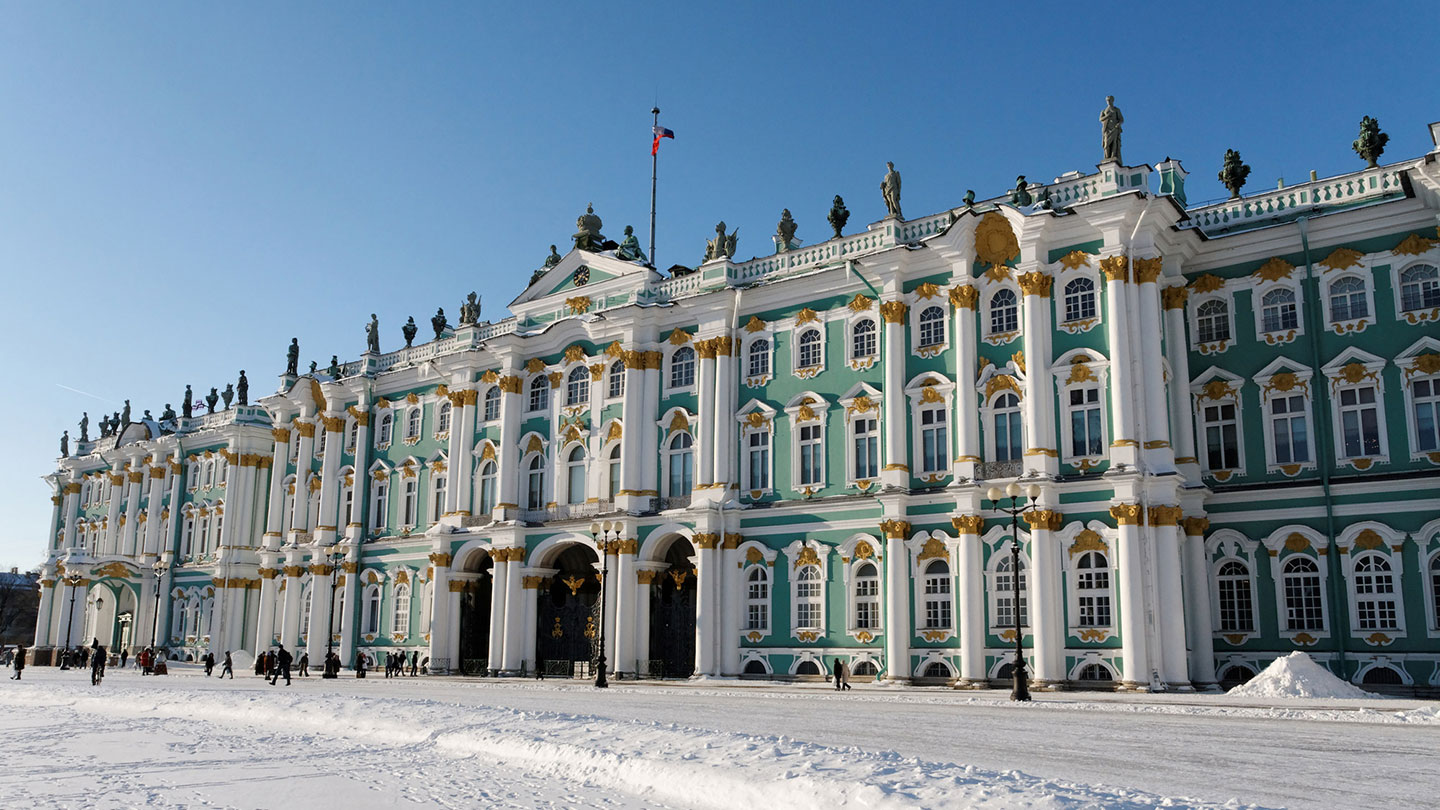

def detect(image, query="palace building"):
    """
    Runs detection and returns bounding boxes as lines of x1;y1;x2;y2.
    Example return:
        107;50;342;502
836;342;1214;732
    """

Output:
30;117;1440;694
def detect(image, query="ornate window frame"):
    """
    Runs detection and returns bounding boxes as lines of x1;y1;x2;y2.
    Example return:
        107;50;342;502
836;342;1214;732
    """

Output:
1052;350;1110;471
435;400;452;440
791;312;827;380
1322;348;1389;470
1260;525;1331;645
836;534;884;643
375;410;394;450
1247;258;1305;346
784;391;829;495
736;402;775;499
982;283;1021;346
1393;257;1440;325
906;531;957;643
1187;279;1235;356
1052;254;1101;334
978;370;1025;465
389;580;412;640
367;461;392;533
1191;368;1246;482
1057;520;1116;641
1253;358;1317;477
838;382;882;491
668;344;697;393
1320;265;1375;335
481;386;501;423
606;359;626;400
737;540;778;643
982;523;1030;641
1206;529;1261;644
741;320;775;388
783;538;829;642
526;373;550;415
1398;337;1440;463
1335;522;1408;643
1416;518;1440;638
909;284;950;358
426;454;447;524
904;374;954;483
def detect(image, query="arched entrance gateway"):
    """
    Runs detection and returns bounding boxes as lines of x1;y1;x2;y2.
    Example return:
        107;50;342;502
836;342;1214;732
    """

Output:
647;536;696;678
453;551;494;675
535;543;601;677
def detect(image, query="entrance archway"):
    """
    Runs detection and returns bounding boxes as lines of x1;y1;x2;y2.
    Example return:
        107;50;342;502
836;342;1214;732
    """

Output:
648;537;696;678
455;552;494;675
536;543;601;677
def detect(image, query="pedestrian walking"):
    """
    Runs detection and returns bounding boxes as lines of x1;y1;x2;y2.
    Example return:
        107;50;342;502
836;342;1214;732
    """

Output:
420;655;428;675
298;652;309;677
120;648;129;669
9;644;24;680
832;658;847;691
355;652;367;679
204;651;215;676
409;650;419;677
91;644;107;686
221;651;234;679
270;645;292;686
841;660;852;691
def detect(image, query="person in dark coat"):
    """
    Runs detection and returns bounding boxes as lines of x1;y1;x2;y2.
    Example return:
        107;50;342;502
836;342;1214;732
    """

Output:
297;652;309;677
10;644;24;680
91;644;107;686
409;650;419;677
204;651;215;676
120;648;129;669
832;658;846;691
221;651;234;679
355;652;367;678
270;645;292;686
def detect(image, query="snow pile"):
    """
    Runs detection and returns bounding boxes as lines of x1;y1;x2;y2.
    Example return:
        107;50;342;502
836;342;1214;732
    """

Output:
1226;652;1377;700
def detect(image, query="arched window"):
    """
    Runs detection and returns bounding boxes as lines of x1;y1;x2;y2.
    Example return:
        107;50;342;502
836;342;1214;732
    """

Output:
1075;551;1111;627
565;446;586;505
992;392;1022;462
989;289;1018;335
854;562;880;630
671;346;696;389
608;360;625;399
666;432;694;497
1328;276;1368;322
528;375;549;412
1362;665;1404;685
1197;299;1230;343
851;319;876;360
525;455;545;510
1281;556;1324;631
483;387;500;422
437;401;452;434
566;366;589;406
477;461;497;515
797;329;822;369
1077;663;1113;682
377;413;393;446
1261;288;1298;333
202;461;214;489
430;473;447;524
748;338;771;377
746;567;769;631
1063;277;1096;322
363;585;381;636
795;565;823;630
197;514;211;556
922;560;951;630
390;583;411;637
1216;560;1254;632
607;444;621;499
918;305;946;347
1353;554;1398;631
405;408;422;440
1400;264;1440;312
923;661;950;679
993;556;1027;627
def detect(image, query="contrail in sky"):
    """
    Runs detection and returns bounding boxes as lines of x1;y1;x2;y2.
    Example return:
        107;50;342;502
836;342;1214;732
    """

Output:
55;383;114;403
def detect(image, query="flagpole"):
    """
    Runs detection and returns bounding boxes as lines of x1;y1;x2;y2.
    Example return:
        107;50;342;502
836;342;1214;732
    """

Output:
649;106;659;269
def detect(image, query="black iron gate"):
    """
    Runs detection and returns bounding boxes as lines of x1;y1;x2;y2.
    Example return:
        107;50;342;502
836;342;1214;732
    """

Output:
649;565;696;678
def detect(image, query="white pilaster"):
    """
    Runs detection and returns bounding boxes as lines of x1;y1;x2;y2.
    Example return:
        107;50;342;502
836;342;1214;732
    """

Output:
1112;505;1150;689
1180;517;1217;687
880;300;909;488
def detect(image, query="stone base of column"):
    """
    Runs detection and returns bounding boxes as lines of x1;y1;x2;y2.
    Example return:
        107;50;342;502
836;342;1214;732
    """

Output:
883;675;912;684
952;678;987;690
880;469;909;489
1108;444;1140;468
1166;681;1196;693
1116;680;1151;692
1030;679;1068;691
614;494;656;514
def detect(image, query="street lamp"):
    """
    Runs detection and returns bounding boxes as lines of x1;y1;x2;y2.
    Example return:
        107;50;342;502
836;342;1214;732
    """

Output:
589;521;619;688
985;481;1041;702
323;545;346;678
60;571;84;670
151;556;171;649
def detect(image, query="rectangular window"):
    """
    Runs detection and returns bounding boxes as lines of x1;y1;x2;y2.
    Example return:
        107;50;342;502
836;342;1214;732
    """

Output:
1069;387;1103;457
1270;395;1311;465
924;579;952;629
747;603;768;631
1412;379;1439;453
1338;386;1381;457
371;482;389;530
747;432;770;490
1216;574;1254;632
920;407;948;473
853;417;879;479
1203;402;1239;470
798;424;823;486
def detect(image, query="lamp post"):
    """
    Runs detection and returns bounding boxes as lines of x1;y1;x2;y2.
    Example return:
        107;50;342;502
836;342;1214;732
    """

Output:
985;481;1040;702
151;556;171;649
589;521;618;688
323;545;345;678
60;571;84;669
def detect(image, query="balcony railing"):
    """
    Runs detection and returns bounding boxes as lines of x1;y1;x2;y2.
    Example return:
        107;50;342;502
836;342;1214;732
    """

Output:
520;501;615;524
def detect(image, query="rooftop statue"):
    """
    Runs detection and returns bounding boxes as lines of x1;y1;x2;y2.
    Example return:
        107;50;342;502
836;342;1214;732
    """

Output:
121;399;131;425
881;162;902;220
705;221;738;262
963;189;976;208
616;225;647;262
222;383;234;410
366;314;380;354
60;431;69;458
1219;149;1251;199
1100;95;1124;164
544;244;562;268
237;371;248;406
160;404;175;422
776;209;797;252
327;356;340;377
459;292;480;325
183;386;193;419
402;316;418;348
1010;176;1033;207
205;388;219;415
1352;115;1389;168
143;409;153;421
110;412;120;433
79;412;89;442
573;204;605;252
432;307;448;338
309;360;318;374
286;338;300;376
827;195;849;238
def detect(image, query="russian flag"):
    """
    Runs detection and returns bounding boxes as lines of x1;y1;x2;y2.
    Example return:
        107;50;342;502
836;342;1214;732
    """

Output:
651;125;675;156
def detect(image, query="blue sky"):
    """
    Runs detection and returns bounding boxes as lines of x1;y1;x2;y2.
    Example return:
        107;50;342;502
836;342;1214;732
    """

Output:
1;1;1435;569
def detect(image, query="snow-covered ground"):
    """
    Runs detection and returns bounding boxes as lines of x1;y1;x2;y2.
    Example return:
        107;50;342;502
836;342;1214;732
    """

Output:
2;666;1437;809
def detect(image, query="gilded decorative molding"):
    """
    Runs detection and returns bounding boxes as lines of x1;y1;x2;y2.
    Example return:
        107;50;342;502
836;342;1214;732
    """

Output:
696;338;718;360
1059;250;1092;270
948;285;978;310
1067;529;1106;557
974;211;1020;267
1333;362;1378;389
347;405;371;426
63;482;82;495
563;344;587;364
950;515;983;535
983;375;1020;399
915;536;948;561
668;411;690;432
879;300;908;323
565;296;592;314
635;569;658;585
666;328;693;345
1021;510;1065;531
878;519;911;539
1011;350;1026;374
694;533;720;549
1065;357;1097;385
499;375;523;394
1189;273;1225;293
295;422;316;439
1353;529;1384;552
615;539;638;555
1160;286;1190;310
722;533;743;549
792;545;822;568
1392;233;1438;256
1099;255;1129;283
1109;504;1144;526
744;315;767;333
913;281;941;300
1319;247;1364;271
1199;379;1239;401
282;565;304;577
1148;505;1183;526
847;293;874;312
1252;257;1294;283
1404;353;1440;379
1017;272;1053;298
547;371;563;388
1132;257;1163;284
588;363;606;381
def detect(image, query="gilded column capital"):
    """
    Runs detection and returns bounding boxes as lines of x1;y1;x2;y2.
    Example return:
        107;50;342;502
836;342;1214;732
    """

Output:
1109;504;1144;526
722;532;743;549
428;552;453;567
498;375;523;394
321;415;345;433
521;575;544;589
950;515;984;535
1181;517;1210;536
272;427;292;443
693;532;720;550
696;339;718;360
1132;257;1163;284
1160;286;1190;310
948;285;979;310
282;565;304;577
878;519;911;539
1148;505;1184;526
615;538;639;555
642;351;664;369
258;567;280;580
63;482;82;495
1017;272;1053;297
1100;255;1129;283
347;405;371;426
636;569;658;585
307;563;333;576
447;391;467;407
879;301;909;323
1022;509;1065;531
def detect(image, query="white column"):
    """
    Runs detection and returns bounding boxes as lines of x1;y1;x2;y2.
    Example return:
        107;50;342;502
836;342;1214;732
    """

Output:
103;473;124;555
618;352;646;510
263;427;290;549
521;574;540;672
142;466;167;557
339;555;360;667
444;585;461;672
719;534;741;675
279;558;303;649
880;301;909;489
696;341;717;492
635;569;657;670
33;578;56;648
315;415;345;542
952;286;980;480
496;373;523;517
693;534;719;675
290;420;317;534
46;489;63;555
1112;505;1151;689
1134;259;1173;470
487;558;508;670
712;337;736;491
1024;508;1065;686
1180;517;1216;687
305;563;335;664
121;470;144;557
1101;256;1139;467
615;542;638;675
428;551;452;673
953;517;986;685
61;478;81;551
640;354;662;499
502;549;524;673
1150;506;1190;689
255;566;280;651
1018;272;1057;475
882;522;911;681
162;456;185;557
1163;290;1198;468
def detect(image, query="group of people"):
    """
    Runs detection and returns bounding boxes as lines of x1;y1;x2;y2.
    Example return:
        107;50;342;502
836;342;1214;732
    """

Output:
254;646;295;685
382;650;421;678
